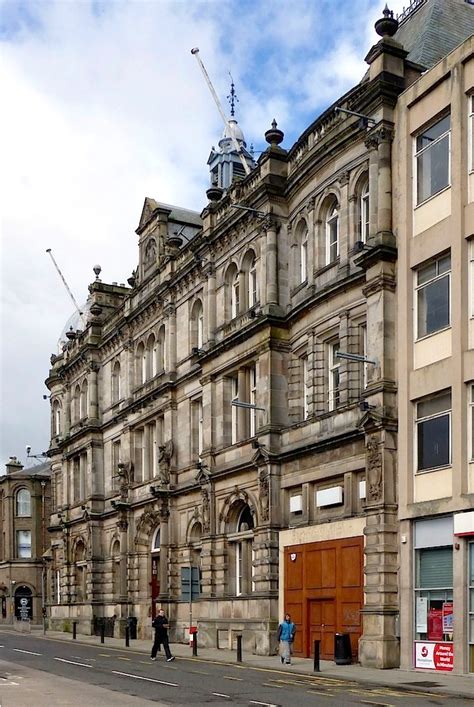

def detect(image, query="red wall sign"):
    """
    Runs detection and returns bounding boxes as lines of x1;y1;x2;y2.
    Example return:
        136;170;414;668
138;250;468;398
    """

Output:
427;608;443;640
414;641;454;671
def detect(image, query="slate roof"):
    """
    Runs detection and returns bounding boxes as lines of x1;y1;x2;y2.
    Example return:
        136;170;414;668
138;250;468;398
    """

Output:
1;460;51;480
394;0;474;69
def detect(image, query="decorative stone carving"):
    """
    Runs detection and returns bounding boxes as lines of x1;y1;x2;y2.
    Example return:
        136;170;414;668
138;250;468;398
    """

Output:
158;440;173;485
201;486;210;533
366;435;383;501
145;238;157;264
258;469;270;522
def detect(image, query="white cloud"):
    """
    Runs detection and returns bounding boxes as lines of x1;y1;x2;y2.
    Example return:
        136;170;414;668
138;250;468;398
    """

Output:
0;0;399;464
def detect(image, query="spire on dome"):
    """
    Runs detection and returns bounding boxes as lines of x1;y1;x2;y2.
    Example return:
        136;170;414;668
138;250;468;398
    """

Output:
227;73;239;118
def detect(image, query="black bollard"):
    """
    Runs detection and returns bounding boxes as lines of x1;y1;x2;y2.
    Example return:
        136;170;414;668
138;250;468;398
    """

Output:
125;626;130;648
73;621;77;640
313;639;320;672
236;633;242;663
192;631;198;657
100;623;105;644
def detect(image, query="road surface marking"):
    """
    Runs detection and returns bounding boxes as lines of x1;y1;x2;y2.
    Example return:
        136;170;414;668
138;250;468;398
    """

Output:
112;670;178;687
12;649;41;656
249;702;278;707
54;657;92;668
211;693;230;699
360;702;394;707
224;675;243;681
99;653;111;657
118;656;131;661
190;669;209;674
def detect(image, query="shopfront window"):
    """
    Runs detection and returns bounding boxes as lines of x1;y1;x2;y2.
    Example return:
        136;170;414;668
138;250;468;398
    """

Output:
415;546;453;641
469;542;474;672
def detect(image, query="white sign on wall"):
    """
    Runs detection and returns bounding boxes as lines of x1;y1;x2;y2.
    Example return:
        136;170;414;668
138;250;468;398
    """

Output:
416;597;428;633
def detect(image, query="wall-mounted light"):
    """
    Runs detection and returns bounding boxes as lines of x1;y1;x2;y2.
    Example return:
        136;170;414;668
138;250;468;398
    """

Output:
335;106;375;129
335;352;376;365
230;204;266;219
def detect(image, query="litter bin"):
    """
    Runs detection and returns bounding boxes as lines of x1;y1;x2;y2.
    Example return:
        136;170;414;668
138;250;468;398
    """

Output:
334;633;352;665
127;617;138;640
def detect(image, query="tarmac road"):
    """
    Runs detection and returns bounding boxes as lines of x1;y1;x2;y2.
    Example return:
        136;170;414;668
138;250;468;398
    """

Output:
0;630;472;707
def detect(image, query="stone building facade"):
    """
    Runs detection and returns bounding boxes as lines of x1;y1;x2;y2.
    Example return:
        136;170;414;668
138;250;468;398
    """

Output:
44;1;474;669
0;457;51;625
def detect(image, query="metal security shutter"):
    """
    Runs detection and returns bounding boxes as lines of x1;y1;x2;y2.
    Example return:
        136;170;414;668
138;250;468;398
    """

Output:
418;547;453;588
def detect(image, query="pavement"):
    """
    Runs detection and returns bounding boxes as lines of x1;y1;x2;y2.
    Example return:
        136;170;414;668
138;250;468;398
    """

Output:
7;626;474;701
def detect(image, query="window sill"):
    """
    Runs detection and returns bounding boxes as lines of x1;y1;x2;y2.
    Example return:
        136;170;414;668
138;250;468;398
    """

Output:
414;184;451;210
415;326;451;343
416;464;452;475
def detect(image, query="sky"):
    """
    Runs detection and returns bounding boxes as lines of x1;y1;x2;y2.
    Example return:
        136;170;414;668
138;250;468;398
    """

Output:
0;0;407;469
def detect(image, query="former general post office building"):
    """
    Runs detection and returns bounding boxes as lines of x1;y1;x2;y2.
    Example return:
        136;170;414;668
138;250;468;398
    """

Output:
44;0;474;672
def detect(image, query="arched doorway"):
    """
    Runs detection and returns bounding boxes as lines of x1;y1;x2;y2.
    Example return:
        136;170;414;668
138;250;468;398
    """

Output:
14;585;33;621
150;527;160;619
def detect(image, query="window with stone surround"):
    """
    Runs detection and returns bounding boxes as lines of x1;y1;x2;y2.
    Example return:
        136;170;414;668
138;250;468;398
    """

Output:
325;202;339;265
16;488;31;517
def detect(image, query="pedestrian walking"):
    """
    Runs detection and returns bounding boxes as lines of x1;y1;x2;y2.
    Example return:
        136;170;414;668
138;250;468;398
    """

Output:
151;608;175;662
277;612;296;665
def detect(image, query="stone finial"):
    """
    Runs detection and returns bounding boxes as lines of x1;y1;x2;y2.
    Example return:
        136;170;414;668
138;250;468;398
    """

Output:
265;119;284;146
375;4;399;37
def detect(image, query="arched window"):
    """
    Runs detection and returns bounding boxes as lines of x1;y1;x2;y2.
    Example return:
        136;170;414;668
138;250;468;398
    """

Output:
74;540;86;603
190;299;204;351
152;527;161;552
111;539;120;599
136;342;146;386
111;360;121;404
242;250;258;309
80;379;88;419
325;201;339;265
52;400;61;436
359;180;370;244
233;504;255;596
225;264;239;320
73;385;81;422
146;334;157;380
16;489;31;517
157;326;166;372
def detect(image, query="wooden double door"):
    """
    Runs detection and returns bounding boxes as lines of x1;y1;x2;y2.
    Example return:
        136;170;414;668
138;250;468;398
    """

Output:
284;536;364;660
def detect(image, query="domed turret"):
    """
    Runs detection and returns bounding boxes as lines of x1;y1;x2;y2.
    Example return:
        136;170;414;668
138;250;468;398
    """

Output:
57;298;93;352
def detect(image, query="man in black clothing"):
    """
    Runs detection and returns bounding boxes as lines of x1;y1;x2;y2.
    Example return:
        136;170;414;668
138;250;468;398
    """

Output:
151;608;175;661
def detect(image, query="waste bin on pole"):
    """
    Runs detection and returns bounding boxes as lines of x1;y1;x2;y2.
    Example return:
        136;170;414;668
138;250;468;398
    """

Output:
334;633;352;665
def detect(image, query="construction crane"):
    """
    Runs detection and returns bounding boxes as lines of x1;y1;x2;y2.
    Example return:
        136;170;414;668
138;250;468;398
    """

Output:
191;47;251;177
46;248;86;328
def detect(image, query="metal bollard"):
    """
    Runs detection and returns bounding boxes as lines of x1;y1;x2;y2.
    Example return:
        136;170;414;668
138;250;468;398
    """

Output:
73;621;77;640
100;623;105;644
313;639;320;672
125;626;130;648
192;631;198;657
236;633;242;663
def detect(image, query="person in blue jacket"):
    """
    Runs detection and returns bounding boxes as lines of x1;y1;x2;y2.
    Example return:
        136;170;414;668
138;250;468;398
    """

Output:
277;613;296;665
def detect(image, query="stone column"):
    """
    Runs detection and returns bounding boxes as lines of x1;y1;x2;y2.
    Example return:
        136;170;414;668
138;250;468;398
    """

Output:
264;217;279;306
118;517;129;601
338;171;350;273
206;265;216;343
64;386;71;434
338;311;350;406
307;199;315;279
165;305;176;373
158;500;170;598
87;362;99;420
238;368;247;439
376;128;393;238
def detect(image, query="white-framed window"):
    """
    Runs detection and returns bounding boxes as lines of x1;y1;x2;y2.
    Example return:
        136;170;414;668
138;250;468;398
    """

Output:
326;205;339;265
469;94;474;174
235;541;243;596
146;334;156;380
16;489;31;517
360;325;368;390
111;360;121;403
134;428;145;483
415;114;451;204
249;365;257;437
112;439;121;490
248;258;257;307
360;183;369;243
300;231;308;283
80;379;88;418
470;240;474;319
470;383;474;461
52;400;61;436
191;398;203;460
416;390;451;472
231;376;239;444
416;253;451;339
328;341;340;411
231;272;240;319
17;530;31;559
55;569;61;604
302;355;309;420
197;306;204;349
